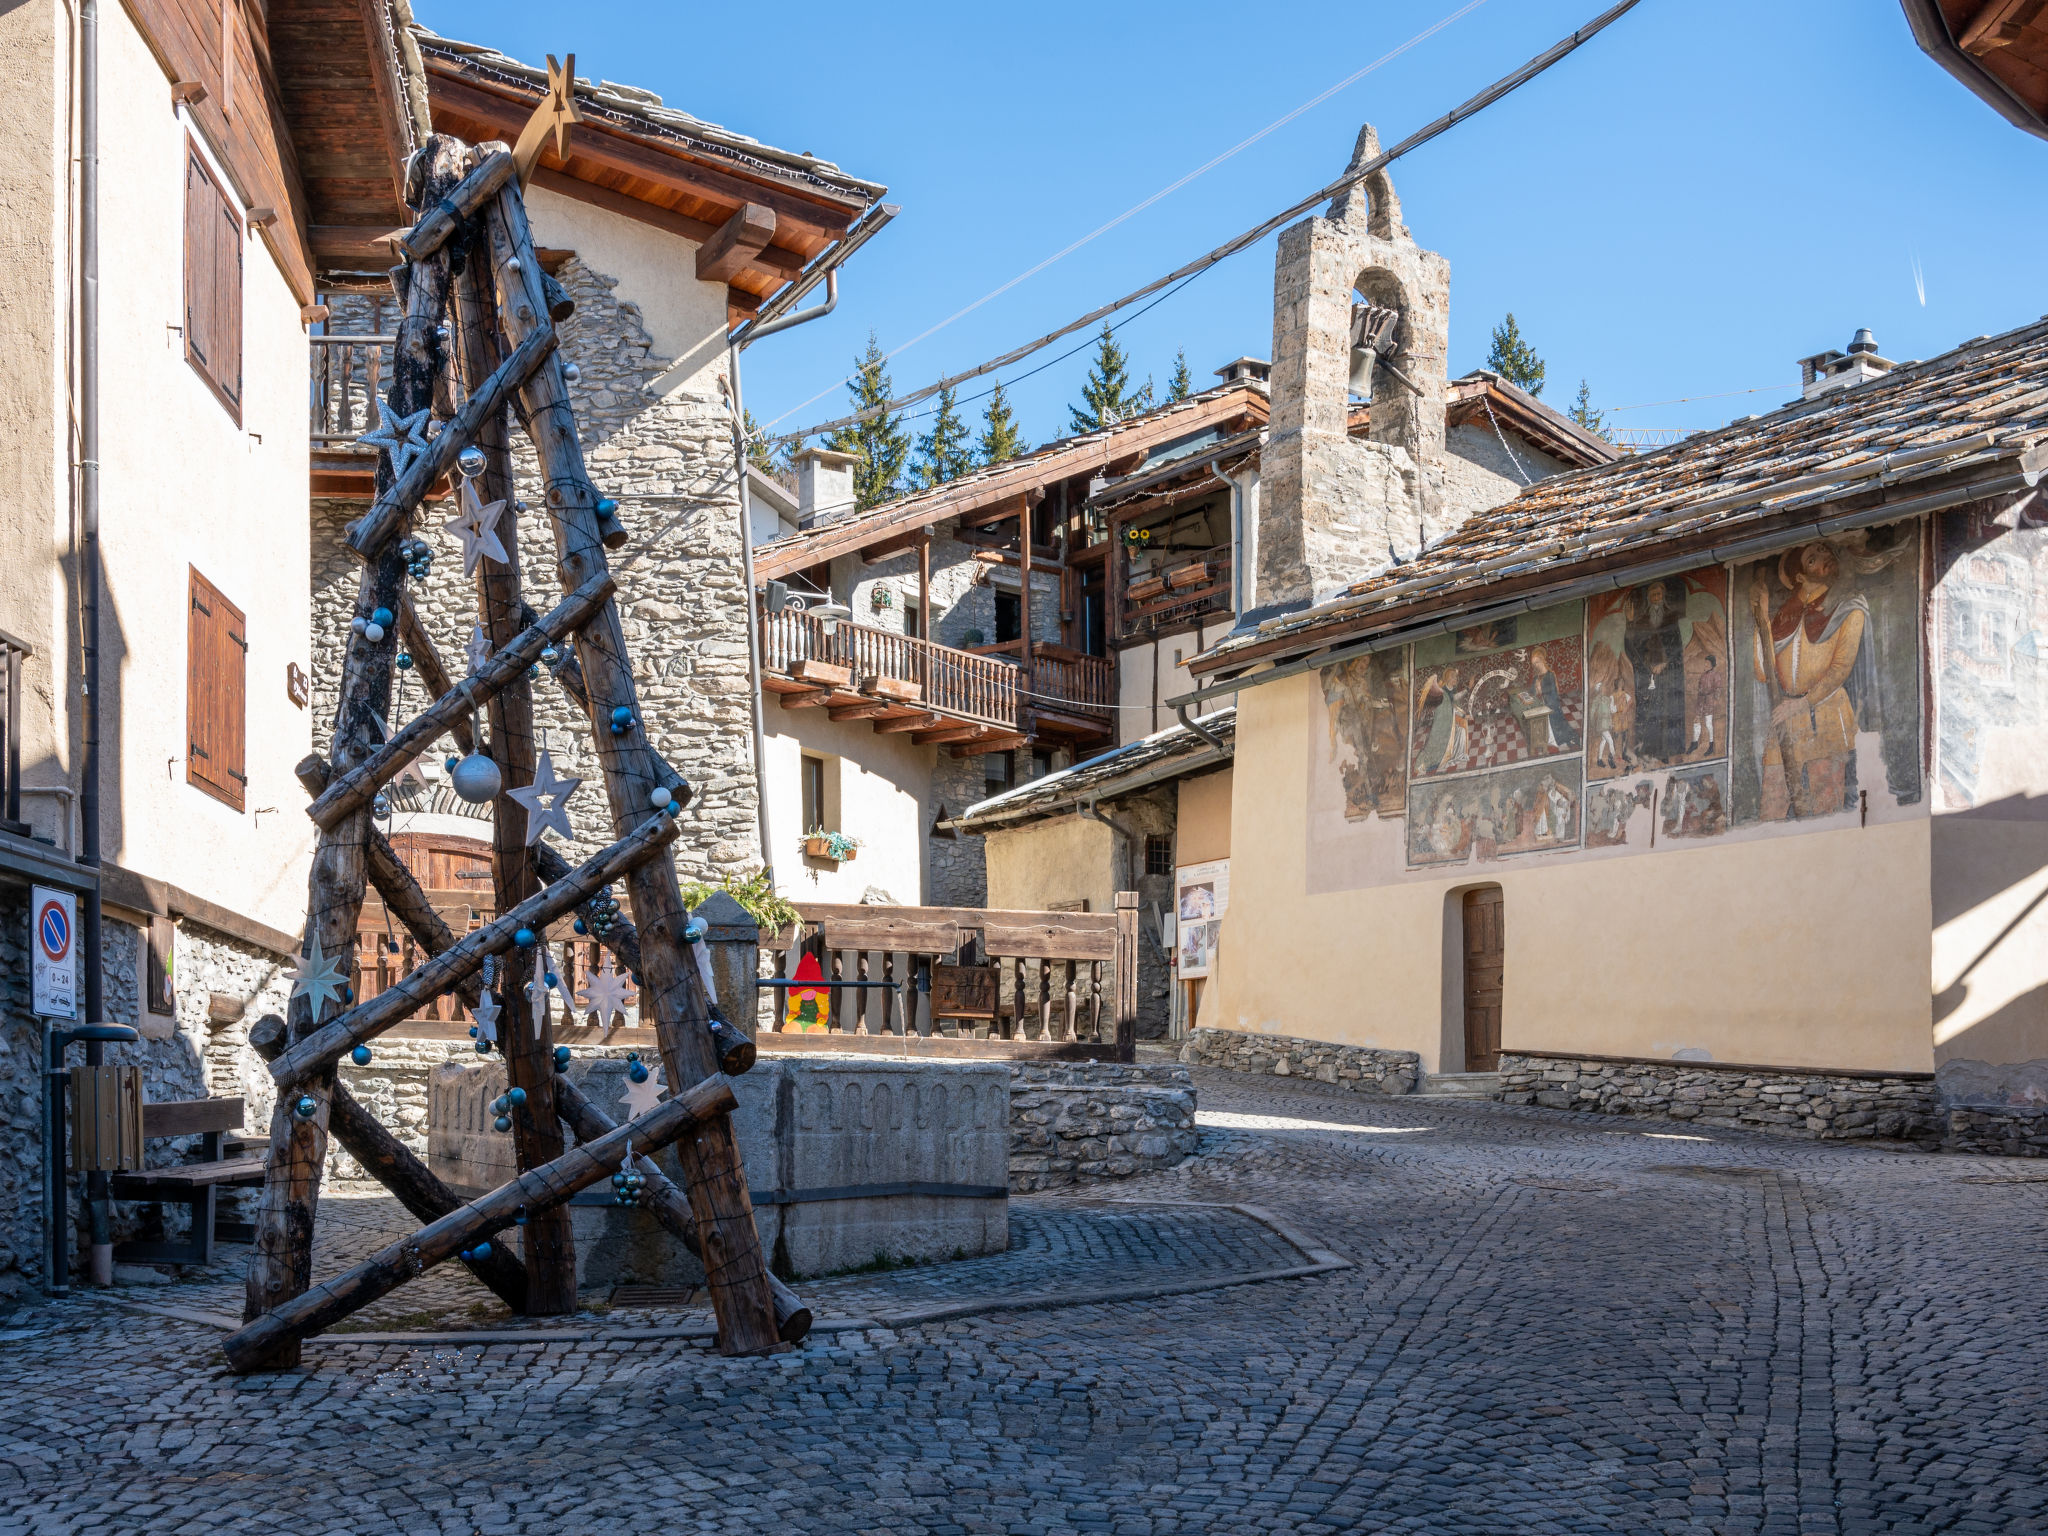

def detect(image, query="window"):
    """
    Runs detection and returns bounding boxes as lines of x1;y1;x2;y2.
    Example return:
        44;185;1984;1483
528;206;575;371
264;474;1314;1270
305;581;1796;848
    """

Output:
1030;749;1053;781
1078;565;1106;657
1145;835;1174;877
187;567;247;810
184;138;243;420
984;751;1014;797
800;754;827;831
903;598;922;640
994;590;1021;645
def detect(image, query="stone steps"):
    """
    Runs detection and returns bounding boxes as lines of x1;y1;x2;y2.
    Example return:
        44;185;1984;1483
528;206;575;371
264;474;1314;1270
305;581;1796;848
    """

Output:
1416;1072;1506;1099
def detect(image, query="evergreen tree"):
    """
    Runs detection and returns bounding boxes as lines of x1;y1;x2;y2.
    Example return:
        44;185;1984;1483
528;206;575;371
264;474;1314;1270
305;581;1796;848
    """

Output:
1568;379;1609;440
1068;322;1154;434
1165;348;1193;403
977;380;1029;466
823;330;912;508
1486;313;1546;396
741;408;776;475
910;385;974;489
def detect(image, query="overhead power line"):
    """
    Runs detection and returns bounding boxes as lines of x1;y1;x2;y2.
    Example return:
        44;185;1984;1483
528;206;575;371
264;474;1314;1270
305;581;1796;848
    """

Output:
766;0;1644;448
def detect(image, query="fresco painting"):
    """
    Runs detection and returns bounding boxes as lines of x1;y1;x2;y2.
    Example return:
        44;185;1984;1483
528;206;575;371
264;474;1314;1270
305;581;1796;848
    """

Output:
1585;779;1654;849
1409;602;1585;780
1585;567;1729;779
1319;649;1410;820
1934;500;2048;811
1406;758;1584;868
1660;762;1731;840
1730;525;1922;824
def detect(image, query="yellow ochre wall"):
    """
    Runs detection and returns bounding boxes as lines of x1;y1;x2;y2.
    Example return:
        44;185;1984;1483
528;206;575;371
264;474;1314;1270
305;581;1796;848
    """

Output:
1209;672;1936;1075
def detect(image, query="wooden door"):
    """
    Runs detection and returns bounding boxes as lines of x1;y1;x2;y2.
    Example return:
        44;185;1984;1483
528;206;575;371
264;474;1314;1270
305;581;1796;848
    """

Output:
1462;887;1504;1071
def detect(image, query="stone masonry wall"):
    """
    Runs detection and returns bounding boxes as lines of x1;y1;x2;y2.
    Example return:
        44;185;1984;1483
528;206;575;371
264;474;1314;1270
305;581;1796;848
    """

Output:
928;750;990;908
0;889;39;1307
1007;1061;1198;1192
315;253;760;886
1497;1054;1943;1144
1182;1027;1421;1095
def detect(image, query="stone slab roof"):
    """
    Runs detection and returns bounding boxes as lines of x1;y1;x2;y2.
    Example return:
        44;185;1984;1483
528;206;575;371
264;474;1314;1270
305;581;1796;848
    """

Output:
1192;316;2048;679
953;710;1236;831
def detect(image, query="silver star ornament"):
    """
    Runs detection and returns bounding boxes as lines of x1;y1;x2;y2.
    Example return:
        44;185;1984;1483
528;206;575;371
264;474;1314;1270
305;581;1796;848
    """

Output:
620;1061;665;1118
356;399;435;482
506;749;581;845
445;479;510;578
577;957;636;1033
470;991;501;1044
287;937;350;1016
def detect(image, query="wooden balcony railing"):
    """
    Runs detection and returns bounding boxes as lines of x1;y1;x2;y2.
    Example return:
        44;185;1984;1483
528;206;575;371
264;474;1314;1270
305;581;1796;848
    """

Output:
1028;647;1115;718
759;604;1019;728
310;333;396;446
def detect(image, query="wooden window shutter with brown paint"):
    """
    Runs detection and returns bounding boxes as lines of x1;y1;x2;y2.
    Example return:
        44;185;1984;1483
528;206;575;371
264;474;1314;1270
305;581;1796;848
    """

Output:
182;136;242;422
187;567;247;811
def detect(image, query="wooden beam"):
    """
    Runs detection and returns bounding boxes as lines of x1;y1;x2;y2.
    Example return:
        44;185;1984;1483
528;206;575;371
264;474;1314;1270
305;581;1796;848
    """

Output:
395;594;475;755
552;1078;812;1344
696;203;777;283
399;149;517;262
826;700;895;723
269;812;684;1087
913;723;995;746
221;1073;737;1372
308;573;616;829
345;319;559;559
872;710;946;734
526;169;805;279
1960;0;2043;52
308;224;408;267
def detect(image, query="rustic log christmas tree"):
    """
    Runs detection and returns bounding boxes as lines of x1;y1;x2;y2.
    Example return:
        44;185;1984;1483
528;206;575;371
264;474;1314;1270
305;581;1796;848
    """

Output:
230;119;789;1370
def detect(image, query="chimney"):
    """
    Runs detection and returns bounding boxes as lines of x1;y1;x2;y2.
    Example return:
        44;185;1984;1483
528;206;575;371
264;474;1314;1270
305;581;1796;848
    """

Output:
1253;123;1450;617
794;446;861;527
1214;357;1272;387
1797;328;1897;400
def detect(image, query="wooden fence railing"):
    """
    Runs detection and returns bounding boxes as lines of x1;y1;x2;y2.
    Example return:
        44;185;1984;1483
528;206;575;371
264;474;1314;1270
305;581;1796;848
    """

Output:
1027;648;1116;718
758;895;1140;1062
310;333;396;445
759;604;1019;728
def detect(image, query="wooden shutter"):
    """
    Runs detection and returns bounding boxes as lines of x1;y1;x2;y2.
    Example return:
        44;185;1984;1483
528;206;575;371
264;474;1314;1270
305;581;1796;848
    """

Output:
182;137;242;422
187;567;247;811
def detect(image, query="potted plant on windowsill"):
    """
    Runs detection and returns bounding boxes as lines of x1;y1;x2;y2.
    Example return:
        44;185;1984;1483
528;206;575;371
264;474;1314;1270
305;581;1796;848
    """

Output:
801;828;862;863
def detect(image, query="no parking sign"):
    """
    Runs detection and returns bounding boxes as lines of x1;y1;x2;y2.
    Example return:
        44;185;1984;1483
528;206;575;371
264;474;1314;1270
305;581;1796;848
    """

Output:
32;885;77;1019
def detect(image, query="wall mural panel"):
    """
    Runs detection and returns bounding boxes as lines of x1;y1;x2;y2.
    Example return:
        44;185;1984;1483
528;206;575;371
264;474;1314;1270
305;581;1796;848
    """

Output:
1306;522;1931;895
1935;500;2048;812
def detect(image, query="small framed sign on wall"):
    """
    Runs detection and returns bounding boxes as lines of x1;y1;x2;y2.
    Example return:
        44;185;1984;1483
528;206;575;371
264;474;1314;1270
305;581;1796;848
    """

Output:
286;662;309;709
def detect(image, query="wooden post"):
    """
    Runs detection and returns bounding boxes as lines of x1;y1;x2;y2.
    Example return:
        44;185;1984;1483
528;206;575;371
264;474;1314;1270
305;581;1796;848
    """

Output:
222;1075;736;1372
1018;498;1033;721
485;181;782;1355
452;178;577;1317
1114;890;1139;1063
240;135;466;1369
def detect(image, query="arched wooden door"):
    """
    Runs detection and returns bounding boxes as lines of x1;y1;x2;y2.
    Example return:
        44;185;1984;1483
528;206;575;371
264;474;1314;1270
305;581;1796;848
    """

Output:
357;833;493;1024
1461;886;1504;1072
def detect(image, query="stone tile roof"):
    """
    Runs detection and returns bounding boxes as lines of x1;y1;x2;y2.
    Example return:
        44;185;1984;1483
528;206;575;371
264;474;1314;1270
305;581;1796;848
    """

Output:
411;29;888;203
1192;316;2048;677
953;710;1236;830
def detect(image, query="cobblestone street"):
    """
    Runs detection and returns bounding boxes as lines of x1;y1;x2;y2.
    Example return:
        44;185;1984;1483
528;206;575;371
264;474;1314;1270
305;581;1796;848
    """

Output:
3;1067;2045;1535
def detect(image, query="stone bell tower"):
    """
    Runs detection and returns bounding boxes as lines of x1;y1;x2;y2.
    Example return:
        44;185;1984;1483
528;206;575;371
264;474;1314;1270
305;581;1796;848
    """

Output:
1254;124;1451;615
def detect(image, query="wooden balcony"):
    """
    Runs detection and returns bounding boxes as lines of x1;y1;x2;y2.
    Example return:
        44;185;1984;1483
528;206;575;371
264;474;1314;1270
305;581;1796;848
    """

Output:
309;332;394;496
759;605;1114;752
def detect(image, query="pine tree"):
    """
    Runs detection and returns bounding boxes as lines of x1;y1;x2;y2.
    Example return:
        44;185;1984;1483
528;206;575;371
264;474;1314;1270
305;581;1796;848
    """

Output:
977;381;1029;466
824;331;912;508
1569;379;1609;440
1068;322;1154;434
1166;348;1193;403
741;408;776;475
910;385;974;489
1486;313;1546;397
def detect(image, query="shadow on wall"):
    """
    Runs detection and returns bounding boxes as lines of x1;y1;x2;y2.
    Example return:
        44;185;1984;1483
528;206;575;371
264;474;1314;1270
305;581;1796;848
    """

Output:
1934;790;2048;1066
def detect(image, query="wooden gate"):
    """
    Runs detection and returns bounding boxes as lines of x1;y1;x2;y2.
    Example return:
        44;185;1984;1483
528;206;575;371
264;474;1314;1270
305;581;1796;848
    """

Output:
1462;886;1504;1072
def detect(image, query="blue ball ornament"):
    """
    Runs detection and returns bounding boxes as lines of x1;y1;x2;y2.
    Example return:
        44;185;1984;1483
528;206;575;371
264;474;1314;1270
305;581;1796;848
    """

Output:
294;1095;317;1119
573;918;588;935
514;927;537;949
351;1045;372;1066
597;497;619;515
371;607;394;629
507;1087;527;1107
494;1115;512;1133
544;972;558;988
396;653;414;671
554;1045;572;1066
445;755;460;773
628;1062;650;1084
468;1024;479;1039
492;1095;509;1115
476;1040;492;1055
472;1242;490;1260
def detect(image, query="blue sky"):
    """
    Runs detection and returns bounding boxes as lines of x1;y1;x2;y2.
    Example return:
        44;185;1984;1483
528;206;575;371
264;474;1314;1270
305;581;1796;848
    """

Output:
416;0;2044;453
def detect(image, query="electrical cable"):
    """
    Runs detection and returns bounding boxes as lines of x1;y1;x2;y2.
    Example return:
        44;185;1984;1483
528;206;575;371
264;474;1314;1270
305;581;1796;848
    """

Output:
763;0;1643;447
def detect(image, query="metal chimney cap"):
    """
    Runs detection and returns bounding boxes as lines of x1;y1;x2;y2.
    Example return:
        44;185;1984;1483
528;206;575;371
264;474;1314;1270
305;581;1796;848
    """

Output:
1848;328;1878;355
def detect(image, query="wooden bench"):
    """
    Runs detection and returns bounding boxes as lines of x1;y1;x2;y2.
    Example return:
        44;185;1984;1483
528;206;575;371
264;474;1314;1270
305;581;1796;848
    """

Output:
111;1097;265;1266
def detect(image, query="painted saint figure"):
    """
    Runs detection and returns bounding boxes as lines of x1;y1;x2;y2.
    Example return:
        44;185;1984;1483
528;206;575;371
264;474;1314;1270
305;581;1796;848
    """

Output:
1416;666;1471;775
1623;579;1689;762
1748;542;1867;819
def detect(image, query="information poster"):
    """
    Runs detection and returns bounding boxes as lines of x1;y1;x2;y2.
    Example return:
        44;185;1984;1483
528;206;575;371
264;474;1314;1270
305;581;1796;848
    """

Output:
1174;860;1230;979
32;885;77;1019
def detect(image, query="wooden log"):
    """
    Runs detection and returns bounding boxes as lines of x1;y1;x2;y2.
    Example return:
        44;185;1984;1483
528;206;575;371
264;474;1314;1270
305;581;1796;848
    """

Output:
485;182;781;1356
452;200;576;1316
221;1074;737;1373
398;148;516;263
307;572;616;829
248;1016;525;1310
397;592;475;756
270;812;683;1087
551;1077;810;1344
345;319;559;561
242;135;467;1369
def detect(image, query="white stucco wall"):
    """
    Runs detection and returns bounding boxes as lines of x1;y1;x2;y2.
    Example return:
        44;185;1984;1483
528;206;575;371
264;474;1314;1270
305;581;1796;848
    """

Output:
1118;621;1236;744
764;708;932;905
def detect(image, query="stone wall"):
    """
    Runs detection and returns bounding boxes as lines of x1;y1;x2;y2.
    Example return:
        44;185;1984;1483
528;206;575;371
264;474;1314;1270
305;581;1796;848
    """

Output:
1497;1053;1943;1144
928;749;991;907
1181;1027;1420;1094
1943;1106;2048;1157
314;253;760;886
1007;1061;1198;1193
0;889;38;1307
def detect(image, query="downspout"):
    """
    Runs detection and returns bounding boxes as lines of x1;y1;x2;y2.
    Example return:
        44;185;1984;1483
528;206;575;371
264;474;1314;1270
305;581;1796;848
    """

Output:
1175;701;1228;755
78;0;110;1287
726;271;838;889
1216;460;1259;622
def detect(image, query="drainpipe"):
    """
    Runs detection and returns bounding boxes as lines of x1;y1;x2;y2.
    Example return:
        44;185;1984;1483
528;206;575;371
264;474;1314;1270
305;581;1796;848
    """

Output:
1078;798;1140;890
77;0;111;1288
1175;701;1228;755
726;271;838;890
1216;461;1259;621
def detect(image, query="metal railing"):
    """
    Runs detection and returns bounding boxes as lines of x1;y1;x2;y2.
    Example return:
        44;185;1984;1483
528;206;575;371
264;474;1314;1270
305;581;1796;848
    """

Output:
759;604;1019;728
310;334;396;445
